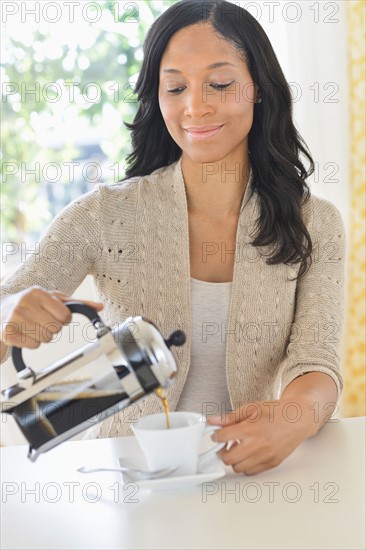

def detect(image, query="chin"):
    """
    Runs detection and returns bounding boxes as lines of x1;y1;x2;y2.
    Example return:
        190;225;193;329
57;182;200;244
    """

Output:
183;148;230;165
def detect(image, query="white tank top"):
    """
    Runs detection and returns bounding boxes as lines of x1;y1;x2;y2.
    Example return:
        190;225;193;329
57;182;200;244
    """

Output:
175;277;233;417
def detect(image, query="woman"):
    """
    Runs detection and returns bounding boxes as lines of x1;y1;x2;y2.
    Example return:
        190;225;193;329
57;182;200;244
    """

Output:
0;0;346;474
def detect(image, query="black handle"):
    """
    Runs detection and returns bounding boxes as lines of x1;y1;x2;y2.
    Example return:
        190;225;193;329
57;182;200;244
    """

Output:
164;330;186;349
11;301;103;374
61;302;103;325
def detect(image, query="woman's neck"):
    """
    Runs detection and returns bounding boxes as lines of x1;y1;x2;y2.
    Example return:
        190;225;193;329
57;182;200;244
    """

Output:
181;154;251;220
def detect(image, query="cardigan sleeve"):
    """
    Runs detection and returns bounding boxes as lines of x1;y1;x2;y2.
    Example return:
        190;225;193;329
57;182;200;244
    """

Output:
279;197;347;401
0;185;102;363
1;185;102;296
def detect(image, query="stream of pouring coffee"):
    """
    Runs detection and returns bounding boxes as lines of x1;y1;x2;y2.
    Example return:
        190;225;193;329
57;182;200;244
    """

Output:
155;387;170;429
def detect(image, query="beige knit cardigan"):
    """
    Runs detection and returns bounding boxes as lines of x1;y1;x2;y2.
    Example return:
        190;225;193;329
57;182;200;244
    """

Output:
0;157;346;438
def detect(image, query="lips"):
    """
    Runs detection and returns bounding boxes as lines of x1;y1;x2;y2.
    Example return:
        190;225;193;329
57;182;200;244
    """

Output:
184;125;224;139
185;125;223;132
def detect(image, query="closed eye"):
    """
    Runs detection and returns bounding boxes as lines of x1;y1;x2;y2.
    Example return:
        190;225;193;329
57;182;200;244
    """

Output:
167;81;235;94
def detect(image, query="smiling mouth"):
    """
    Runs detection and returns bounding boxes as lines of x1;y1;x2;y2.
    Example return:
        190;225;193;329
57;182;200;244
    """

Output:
184;125;224;140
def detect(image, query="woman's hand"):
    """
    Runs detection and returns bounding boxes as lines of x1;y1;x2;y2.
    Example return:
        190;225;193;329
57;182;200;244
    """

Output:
207;399;317;475
0;286;104;350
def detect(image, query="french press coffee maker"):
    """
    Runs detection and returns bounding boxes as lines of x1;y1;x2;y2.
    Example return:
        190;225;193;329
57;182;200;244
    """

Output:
0;302;186;461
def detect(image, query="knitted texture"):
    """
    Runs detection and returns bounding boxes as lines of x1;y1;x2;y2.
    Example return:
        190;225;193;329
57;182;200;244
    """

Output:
1;157;346;438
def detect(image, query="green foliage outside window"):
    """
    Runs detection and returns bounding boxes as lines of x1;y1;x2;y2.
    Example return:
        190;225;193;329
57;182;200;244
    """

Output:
1;1;175;244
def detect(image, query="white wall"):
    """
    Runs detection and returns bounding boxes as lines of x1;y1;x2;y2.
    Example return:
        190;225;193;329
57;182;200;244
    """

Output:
228;0;350;227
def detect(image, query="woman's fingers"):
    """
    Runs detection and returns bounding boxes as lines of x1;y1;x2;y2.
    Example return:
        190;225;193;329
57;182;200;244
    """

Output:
6;296;68;348
212;423;247;443
1;287;104;349
232;457;270;476
219;441;281;475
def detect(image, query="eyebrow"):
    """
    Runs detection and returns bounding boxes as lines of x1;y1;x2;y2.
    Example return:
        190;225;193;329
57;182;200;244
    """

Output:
162;62;237;74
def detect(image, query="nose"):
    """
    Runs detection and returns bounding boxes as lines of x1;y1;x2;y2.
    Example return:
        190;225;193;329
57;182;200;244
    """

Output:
184;84;215;118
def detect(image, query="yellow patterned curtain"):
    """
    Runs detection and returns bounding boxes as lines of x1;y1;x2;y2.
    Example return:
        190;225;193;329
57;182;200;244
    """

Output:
341;0;366;416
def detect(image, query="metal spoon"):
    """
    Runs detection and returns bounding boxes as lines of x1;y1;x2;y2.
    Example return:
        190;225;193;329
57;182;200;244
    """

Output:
77;465;177;480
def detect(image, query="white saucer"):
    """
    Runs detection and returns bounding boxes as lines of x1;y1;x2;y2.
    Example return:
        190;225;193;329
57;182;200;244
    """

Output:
117;452;226;492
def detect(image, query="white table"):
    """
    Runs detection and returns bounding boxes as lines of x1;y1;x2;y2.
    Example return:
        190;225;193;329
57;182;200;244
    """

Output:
1;417;365;550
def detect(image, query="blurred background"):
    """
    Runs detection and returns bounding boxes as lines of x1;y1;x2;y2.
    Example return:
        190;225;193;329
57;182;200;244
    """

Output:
0;1;365;445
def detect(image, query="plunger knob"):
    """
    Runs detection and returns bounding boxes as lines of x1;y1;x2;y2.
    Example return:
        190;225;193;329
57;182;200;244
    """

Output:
164;330;186;349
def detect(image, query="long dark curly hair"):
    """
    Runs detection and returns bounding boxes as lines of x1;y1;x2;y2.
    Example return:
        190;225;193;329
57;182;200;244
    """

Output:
121;0;315;280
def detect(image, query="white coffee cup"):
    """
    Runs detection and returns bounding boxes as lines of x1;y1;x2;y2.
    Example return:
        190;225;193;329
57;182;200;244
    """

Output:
131;412;226;476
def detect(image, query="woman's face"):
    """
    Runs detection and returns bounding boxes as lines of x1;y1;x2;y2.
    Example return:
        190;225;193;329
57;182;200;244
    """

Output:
158;23;257;165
